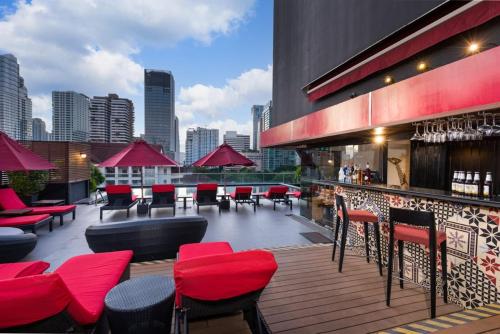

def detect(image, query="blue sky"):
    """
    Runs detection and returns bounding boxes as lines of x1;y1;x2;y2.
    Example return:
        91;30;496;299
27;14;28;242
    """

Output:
0;0;273;148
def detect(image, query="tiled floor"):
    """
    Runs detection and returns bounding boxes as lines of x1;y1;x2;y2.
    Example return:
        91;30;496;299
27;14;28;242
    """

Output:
25;199;332;269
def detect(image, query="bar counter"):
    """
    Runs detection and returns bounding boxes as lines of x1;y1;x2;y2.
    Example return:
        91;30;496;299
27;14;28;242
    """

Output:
310;179;500;209
302;178;500;309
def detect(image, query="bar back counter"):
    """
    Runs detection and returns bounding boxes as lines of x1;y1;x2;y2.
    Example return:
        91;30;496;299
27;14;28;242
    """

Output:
298;118;500;310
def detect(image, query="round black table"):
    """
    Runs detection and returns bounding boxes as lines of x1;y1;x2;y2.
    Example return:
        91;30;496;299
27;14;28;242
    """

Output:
105;275;176;334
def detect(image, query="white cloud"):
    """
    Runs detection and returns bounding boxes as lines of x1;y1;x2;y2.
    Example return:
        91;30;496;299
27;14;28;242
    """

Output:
177;65;272;119
0;0;255;133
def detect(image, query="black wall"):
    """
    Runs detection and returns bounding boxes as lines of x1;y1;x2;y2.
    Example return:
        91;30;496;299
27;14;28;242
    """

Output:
272;0;446;127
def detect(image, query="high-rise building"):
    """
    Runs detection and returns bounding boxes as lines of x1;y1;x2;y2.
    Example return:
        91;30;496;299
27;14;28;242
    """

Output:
185;127;219;165
32;118;50;141
259;100;297;171
223;131;250;152
174;116;180;162
0;54;32;140
144;70;175;157
90;94;134;143
52;91;90;142
251;105;264;150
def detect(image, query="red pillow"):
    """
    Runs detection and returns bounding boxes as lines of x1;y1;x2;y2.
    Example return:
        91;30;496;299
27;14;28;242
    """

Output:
0;188;27;210
0;261;50;279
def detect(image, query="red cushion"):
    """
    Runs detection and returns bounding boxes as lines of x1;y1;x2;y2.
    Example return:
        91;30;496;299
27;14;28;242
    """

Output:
28;205;76;215
106;185;132;194
264;186;288;198
131;195;138;201
55;250;133;325
229;192;237;199
0;261;50;279
0;188;27;210
292;191;301;198
235;186;253;194
338;209;378;223
174;250;278;307
0;214;51;227
0;273;71;329
152;184;175;193
197;183;218;191
178;242;234;261
394;225;447;247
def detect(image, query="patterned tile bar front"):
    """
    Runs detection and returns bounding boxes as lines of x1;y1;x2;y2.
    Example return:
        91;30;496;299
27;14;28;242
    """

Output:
309;180;500;309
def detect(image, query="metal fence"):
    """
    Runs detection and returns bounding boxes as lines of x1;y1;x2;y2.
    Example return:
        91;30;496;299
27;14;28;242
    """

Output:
171;173;297;185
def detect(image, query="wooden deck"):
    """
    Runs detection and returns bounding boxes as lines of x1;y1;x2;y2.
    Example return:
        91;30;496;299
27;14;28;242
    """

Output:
130;244;467;334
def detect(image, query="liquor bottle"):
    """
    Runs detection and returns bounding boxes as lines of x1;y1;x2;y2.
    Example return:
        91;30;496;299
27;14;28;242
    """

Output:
451;171;457;194
472;172;480;197
465;172;473;196
457;171;465;195
483;172;493;199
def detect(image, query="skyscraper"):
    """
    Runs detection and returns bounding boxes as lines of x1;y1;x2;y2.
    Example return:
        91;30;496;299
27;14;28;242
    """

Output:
32;118;50;141
223;131;250;152
90;94;134;143
52;91;90;142
251;105;264;150
0;54;32;140
144;69;175;157
185;127;219;165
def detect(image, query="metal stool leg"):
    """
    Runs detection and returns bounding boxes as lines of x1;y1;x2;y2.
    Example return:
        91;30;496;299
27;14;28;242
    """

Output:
374;221;383;276
332;215;341;261
386;224;395;306
338;217;349;273
363;222;370;263
398;240;404;288
429;239;437;318
441;241;448;303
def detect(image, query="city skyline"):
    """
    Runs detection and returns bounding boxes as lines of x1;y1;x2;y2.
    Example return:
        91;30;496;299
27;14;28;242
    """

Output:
0;0;272;148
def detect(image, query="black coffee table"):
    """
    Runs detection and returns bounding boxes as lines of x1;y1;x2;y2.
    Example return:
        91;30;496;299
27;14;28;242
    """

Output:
105;275;176;334
31;199;65;206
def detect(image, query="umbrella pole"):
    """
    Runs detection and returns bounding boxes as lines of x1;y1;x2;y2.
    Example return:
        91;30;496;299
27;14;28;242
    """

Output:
141;167;144;201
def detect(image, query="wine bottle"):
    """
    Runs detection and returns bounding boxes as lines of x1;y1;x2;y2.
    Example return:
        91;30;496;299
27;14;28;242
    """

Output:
483;172;493;199
465;172;473;196
472;172;480;197
452;171;457;194
458;171;465;195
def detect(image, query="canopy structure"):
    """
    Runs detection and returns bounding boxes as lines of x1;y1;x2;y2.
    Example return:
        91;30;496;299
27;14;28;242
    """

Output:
0;131;56;171
192;144;254;167
98;140;179;198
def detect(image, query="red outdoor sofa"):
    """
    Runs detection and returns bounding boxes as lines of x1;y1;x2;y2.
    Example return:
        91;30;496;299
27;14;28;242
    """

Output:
0;214;53;234
100;185;139;220
230;186;256;212
174;242;278;334
0;250;132;333
264;185;292;210
0;188;76;229
193;183;220;214
149;184;176;217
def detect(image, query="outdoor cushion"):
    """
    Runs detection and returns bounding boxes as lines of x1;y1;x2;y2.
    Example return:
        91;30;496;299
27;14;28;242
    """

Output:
394;225;447;247
0;188;27;210
131;195;138;202
196;183;218;191
337;209;378;223
0;261;49;279
152;184;175;192
230;187;253;200
106;185;132;194
174;249;278;306
0;214;51;227
292;191;301;198
178;242;234;261
0;273;71;329
29;205;76;215
264;186;288;198
55;250;133;325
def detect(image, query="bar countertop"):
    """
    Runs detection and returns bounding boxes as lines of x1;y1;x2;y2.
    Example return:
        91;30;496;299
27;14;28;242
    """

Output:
307;179;500;209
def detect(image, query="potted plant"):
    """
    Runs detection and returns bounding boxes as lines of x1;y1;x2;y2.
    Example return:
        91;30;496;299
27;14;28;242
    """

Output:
90;165;105;193
7;171;49;206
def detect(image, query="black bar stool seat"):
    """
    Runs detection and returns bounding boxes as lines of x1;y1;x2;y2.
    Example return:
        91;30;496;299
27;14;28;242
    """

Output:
332;194;383;276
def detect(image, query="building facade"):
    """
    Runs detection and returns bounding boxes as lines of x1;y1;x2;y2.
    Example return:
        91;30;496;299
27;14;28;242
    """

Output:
251;105;264;150
185;127;219;165
241;150;263;171
32;118;50;141
52;91;90;142
0;54;32;140
90;94;134;143
144;69;175;157
174;116;180;162
223;131;250;152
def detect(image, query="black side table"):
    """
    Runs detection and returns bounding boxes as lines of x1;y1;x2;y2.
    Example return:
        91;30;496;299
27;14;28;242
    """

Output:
105;275;176;334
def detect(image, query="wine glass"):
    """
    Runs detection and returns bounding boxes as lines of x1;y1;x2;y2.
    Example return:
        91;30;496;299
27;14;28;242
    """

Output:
410;123;424;141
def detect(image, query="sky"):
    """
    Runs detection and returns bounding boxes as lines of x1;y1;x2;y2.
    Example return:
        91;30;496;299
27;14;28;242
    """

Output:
0;0;273;150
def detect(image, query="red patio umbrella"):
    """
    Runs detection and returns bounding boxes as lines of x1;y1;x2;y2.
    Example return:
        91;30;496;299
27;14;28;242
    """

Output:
98;140;179;198
192;143;255;193
0;131;56;171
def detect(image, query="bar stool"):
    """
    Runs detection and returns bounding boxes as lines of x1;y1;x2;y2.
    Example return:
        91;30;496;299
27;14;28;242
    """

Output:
332;194;383;276
386;207;448;319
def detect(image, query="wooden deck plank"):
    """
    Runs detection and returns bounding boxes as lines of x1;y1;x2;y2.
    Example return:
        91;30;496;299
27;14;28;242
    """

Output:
432;314;500;334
